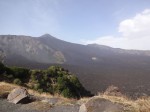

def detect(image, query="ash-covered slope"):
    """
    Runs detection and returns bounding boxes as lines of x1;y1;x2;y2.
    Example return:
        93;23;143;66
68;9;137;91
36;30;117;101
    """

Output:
1;34;150;96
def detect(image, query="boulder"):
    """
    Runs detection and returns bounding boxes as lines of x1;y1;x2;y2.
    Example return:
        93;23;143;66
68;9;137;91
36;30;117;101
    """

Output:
7;87;29;104
79;97;124;112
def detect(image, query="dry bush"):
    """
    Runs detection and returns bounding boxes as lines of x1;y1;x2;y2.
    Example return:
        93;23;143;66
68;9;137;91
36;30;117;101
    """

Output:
104;85;123;96
134;97;150;112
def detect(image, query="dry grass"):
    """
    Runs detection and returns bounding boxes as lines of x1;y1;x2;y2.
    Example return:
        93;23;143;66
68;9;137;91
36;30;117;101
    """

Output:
0;82;18;95
79;93;150;112
1;82;150;112
0;82;52;98
96;92;150;112
0;82;75;105
77;97;90;105
98;93;134;106
135;97;150;112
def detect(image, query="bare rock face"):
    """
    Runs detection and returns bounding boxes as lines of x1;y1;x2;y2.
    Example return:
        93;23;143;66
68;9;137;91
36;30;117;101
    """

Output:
79;97;124;112
7;87;29;104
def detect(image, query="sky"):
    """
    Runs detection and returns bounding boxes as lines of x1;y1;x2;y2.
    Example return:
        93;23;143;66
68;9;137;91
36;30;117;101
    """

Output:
0;0;150;50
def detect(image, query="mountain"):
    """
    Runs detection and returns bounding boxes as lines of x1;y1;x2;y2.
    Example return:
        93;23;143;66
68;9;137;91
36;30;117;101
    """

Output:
1;34;150;97
0;35;66;64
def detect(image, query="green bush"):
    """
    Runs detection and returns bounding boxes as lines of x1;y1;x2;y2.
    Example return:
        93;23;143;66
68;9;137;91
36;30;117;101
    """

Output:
47;86;53;94
47;66;57;77
61;88;73;98
33;83;40;90
10;67;29;80
0;63;92;98
70;76;81;88
38;89;44;93
13;78;22;85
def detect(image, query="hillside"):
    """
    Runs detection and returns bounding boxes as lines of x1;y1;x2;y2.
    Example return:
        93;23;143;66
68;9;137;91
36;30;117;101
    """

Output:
0;63;149;112
0;62;91;98
1;34;150;97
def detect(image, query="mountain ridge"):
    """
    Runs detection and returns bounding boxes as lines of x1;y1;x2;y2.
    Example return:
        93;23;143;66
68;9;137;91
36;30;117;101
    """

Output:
1;34;150;97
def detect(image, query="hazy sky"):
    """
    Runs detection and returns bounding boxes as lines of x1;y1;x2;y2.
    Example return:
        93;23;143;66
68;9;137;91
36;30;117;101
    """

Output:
0;0;150;50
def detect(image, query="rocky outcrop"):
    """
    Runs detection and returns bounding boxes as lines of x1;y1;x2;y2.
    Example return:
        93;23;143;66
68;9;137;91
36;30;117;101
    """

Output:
79;97;124;112
7;87;29;104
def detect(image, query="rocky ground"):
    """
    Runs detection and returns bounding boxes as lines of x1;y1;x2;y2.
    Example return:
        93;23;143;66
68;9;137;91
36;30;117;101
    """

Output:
0;98;127;112
0;82;150;112
0;98;80;112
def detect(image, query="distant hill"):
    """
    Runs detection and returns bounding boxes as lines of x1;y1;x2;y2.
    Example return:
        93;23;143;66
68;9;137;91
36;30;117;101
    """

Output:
1;34;150;97
0;35;66;64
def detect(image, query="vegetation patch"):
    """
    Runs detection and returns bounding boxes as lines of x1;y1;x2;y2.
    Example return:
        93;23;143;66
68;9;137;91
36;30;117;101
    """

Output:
0;62;92;98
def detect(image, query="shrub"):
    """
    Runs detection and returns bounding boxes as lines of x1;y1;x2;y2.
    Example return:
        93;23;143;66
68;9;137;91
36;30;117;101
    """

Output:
38;89;44;93
33;83;40;90
47;66;57;77
43;74;48;80
0;63;92;98
61;88;73;98
47;86;53;94
10;67;29;80
13;78;22;85
70;76;81;88
57;77;67;85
